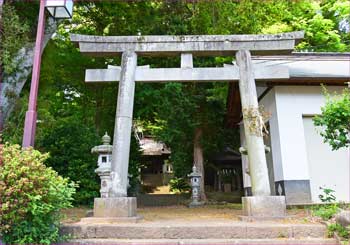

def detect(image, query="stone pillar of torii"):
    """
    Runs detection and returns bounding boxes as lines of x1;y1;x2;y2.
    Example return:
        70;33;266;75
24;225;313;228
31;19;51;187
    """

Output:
71;31;304;220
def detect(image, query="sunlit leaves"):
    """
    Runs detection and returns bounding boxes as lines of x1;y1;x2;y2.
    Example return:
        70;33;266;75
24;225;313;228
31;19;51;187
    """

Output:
0;144;76;244
314;88;350;150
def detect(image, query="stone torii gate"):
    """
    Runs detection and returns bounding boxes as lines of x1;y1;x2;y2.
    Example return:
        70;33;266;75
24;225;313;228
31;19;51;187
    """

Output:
71;31;304;220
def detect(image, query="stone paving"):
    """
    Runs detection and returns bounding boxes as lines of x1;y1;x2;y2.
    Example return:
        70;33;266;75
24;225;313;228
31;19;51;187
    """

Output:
61;205;315;224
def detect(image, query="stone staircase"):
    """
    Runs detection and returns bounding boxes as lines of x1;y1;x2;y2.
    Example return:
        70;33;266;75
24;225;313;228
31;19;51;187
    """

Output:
66;238;337;244
61;220;339;244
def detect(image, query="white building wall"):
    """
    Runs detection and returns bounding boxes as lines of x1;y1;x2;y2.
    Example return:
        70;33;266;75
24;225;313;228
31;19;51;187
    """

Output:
274;86;343;173
303;117;350;202
272;86;348;202
274;87;313;181
241;86;349;203
259;88;284;182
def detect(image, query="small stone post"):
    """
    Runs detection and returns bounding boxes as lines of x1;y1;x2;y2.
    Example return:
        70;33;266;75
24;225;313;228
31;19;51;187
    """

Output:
91;133;113;198
188;165;203;207
236;50;286;219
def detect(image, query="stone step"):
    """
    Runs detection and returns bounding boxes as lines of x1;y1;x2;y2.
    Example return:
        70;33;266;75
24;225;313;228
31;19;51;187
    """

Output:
66;238;339;245
61;222;328;240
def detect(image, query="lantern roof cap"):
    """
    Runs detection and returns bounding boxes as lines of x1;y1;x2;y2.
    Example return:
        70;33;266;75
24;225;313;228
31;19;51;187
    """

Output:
91;133;113;154
188;165;202;177
102;132;111;145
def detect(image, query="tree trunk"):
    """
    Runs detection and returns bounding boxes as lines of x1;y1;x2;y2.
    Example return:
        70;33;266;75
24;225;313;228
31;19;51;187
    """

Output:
193;127;207;201
94;86;103;134
0;18;57;129
225;82;241;128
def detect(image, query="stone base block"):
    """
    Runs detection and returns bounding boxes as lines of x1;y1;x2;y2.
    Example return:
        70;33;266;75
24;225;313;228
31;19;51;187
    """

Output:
94;197;137;217
188;201;205;208
242;196;286;217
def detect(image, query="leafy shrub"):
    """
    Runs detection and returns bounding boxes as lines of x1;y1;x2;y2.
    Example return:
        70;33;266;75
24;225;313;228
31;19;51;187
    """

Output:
319;187;336;203
312;204;339;221
169;177;190;193
328;223;349;239
312;186;339;221
0;144;76;244
313;88;350;150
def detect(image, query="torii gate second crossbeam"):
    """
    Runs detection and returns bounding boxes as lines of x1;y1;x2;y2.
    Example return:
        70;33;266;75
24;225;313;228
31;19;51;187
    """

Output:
71;31;304;220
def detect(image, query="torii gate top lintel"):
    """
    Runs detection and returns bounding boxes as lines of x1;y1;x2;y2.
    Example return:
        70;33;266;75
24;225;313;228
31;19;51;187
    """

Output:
70;31;304;57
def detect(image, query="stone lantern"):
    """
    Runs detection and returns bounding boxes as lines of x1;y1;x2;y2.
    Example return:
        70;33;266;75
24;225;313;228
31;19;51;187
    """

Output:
188;165;203;207
91;132;113;198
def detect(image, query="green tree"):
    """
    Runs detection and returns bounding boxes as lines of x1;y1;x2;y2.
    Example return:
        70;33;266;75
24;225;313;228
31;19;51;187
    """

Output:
0;3;29;75
314;88;350;150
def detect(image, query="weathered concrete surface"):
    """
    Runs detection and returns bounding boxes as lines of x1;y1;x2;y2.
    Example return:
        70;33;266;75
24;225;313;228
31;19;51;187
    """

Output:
66;238;338;245
110;51;137;197
242;196;286;217
60;221;327;239
70;31;304;56
335;210;350;227
93;197;137;217
236;50;271;196
80;216;142;224
85;65;289;83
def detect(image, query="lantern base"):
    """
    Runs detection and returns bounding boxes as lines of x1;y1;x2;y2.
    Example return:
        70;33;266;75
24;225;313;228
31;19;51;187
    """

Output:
93;197;137;218
188;200;205;208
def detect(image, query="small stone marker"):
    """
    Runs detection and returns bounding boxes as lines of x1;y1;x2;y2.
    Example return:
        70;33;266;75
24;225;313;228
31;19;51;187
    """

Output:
91;132;113;198
335;210;350;228
188;165;204;207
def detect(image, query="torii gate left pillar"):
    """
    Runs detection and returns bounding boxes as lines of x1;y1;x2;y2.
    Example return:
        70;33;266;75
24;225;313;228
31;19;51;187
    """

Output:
111;51;137;198
71;32;304;220
93;51;139;218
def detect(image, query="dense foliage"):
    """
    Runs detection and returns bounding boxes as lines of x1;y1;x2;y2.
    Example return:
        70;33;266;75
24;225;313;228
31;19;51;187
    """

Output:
2;0;349;203
0;144;76;244
328;223;349;240
314;88;350;150
0;4;29;75
313;204;339;220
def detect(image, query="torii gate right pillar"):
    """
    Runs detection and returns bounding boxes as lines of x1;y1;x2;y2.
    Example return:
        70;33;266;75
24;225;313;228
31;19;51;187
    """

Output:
236;50;286;219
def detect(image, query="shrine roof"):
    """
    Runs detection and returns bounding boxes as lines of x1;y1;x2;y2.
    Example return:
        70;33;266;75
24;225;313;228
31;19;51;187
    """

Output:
252;52;350;84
